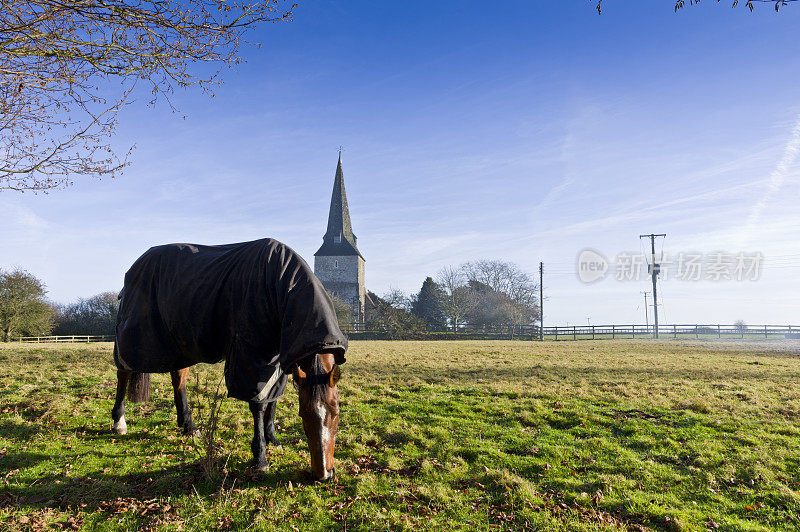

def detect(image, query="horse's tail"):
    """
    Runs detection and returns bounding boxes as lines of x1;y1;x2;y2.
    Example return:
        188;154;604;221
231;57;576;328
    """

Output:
127;372;151;403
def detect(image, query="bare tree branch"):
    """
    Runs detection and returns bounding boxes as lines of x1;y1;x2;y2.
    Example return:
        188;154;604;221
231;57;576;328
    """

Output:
1;0;295;191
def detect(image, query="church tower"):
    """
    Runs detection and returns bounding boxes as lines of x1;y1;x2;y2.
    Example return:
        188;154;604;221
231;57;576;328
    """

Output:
314;153;365;325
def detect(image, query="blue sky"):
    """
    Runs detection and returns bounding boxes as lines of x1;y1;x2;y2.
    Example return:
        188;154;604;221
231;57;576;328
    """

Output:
2;1;799;325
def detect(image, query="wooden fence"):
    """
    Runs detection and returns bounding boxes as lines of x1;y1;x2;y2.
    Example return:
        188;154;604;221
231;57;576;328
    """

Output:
11;335;114;343
8;325;800;343
341;324;800;341
540;324;799;341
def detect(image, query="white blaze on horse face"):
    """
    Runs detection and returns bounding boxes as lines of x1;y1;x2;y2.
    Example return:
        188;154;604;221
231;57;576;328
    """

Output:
316;403;329;474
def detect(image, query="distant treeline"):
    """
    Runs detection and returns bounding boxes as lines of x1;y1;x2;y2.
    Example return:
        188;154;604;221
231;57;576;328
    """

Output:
0;268;119;340
331;259;541;338
52;292;119;336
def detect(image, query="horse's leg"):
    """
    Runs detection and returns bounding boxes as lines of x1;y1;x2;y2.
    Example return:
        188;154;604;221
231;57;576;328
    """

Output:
249;401;269;472
112;369;130;434
263;400;281;447
170;368;199;436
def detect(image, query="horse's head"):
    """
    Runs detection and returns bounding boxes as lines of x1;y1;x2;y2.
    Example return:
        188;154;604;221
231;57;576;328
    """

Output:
292;352;341;481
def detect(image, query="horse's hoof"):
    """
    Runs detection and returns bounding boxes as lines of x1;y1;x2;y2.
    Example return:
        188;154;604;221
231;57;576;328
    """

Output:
247;464;269;478
112;416;127;435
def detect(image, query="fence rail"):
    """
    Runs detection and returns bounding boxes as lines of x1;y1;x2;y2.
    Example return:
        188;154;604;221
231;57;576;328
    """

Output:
7;326;800;343
341;324;800;341
11;335;114;343
541;324;798;341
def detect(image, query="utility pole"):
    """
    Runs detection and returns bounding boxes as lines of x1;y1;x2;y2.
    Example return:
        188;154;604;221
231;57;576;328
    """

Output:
539;262;544;341
641;291;650;329
639;233;666;339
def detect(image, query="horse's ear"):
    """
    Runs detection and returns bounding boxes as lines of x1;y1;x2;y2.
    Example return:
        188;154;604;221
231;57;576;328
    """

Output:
292;365;306;385
328;365;341;386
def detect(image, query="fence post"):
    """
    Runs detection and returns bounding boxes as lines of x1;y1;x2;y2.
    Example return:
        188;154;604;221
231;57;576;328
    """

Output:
718;325;721;339
612;325;615;340
573;326;576;341
765;325;768;339
673;325;677;339
592;326;595;340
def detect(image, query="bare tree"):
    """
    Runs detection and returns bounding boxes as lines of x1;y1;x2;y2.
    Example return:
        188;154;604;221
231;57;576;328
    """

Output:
1;0;294;191
382;287;412;312
436;266;476;331
53;290;119;335
461;260;538;308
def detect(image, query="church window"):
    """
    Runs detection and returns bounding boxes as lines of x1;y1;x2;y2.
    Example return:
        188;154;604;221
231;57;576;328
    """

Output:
334;260;339;268
334;235;341;243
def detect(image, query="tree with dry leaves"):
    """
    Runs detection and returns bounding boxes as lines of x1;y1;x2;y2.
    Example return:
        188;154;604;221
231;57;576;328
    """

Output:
0;269;53;340
1;0;294;191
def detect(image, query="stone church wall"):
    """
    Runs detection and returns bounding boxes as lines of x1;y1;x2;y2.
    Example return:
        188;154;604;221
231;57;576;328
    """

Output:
314;255;365;321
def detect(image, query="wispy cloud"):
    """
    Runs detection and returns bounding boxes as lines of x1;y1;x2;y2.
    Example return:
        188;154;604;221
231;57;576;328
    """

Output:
0;202;49;242
740;113;800;246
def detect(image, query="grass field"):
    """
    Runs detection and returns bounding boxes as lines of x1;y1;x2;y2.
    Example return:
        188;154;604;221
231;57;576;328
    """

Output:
1;340;800;531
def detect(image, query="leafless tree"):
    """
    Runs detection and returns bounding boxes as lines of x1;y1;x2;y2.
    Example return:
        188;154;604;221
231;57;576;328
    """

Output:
436;266;476;331
382;287;412;312
1;0;294;191
461;260;538;307
53;290;119;335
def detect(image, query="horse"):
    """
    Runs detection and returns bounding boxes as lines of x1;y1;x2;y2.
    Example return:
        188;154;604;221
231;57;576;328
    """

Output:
110;238;347;481
111;351;341;479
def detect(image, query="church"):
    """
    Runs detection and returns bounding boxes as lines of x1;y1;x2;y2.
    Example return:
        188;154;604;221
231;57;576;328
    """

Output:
314;154;366;325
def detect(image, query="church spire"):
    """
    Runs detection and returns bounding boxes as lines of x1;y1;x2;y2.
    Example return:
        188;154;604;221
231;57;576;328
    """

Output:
315;153;363;258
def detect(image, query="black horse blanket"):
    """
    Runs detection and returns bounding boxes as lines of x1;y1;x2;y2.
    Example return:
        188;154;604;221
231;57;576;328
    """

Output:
114;238;347;403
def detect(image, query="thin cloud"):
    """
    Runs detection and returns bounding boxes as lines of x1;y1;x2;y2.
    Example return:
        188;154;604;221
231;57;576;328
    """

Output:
740;113;800;246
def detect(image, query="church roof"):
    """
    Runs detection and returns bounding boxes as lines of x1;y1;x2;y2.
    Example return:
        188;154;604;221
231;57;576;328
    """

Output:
314;153;364;259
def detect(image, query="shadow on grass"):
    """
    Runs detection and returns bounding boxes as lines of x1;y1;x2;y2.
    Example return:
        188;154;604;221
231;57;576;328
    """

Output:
0;452;52;473
3;456;319;512
352;360;800;386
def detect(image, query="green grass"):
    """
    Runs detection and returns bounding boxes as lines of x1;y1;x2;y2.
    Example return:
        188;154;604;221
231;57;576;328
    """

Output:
1;340;800;531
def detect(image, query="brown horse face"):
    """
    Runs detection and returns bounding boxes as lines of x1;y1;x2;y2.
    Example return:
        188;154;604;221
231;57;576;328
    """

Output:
293;352;341;481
